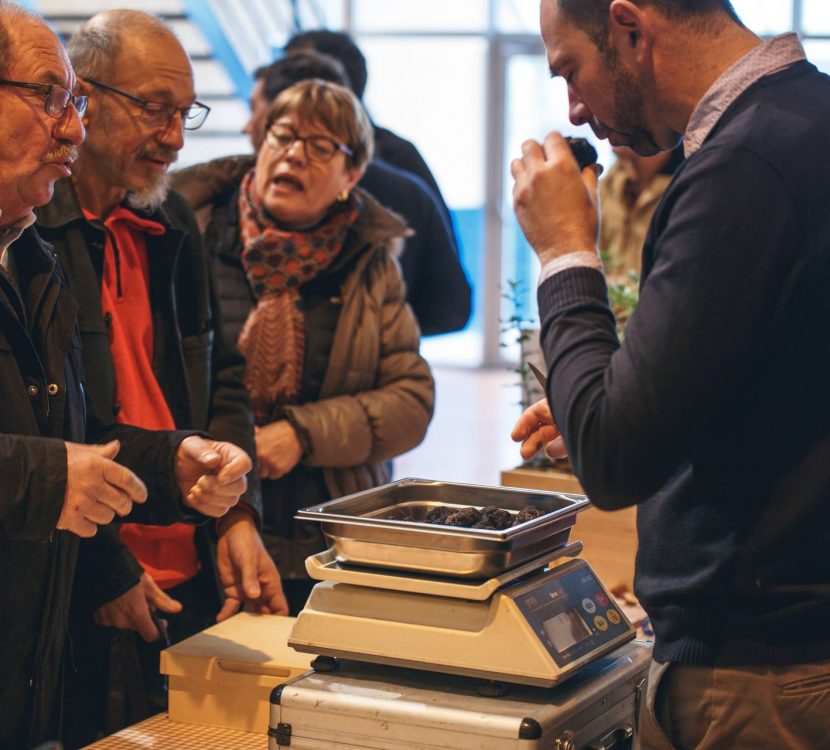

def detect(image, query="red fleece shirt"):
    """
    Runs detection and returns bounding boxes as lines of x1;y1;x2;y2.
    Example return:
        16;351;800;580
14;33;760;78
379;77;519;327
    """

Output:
88;206;199;589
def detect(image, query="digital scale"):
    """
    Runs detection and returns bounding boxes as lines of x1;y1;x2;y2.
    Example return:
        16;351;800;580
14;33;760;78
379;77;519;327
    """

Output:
289;543;635;687
271;479;649;749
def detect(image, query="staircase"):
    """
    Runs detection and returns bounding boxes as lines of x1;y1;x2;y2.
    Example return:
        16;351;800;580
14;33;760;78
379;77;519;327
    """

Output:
36;0;331;167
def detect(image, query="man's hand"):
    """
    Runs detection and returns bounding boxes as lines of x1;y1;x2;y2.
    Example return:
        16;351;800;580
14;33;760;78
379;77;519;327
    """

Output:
511;131;601;266
175;436;251;518
255;420;303;480
93;572;183;642
511;398;568;462
215;509;289;620
58;440;148;538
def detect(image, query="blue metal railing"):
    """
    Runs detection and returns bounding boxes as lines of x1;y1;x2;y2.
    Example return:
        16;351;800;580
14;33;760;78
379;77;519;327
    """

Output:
182;0;253;99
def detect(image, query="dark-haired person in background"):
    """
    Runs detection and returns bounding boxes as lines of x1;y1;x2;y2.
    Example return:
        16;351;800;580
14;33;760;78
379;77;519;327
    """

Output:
511;0;830;747
175;50;471;338
285;29;452;222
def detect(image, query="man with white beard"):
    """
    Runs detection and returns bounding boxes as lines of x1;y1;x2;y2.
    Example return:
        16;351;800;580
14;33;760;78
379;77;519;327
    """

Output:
35;9;287;744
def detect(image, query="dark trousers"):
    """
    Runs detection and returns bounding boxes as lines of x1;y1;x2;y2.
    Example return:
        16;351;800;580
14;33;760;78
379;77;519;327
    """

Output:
61;568;219;749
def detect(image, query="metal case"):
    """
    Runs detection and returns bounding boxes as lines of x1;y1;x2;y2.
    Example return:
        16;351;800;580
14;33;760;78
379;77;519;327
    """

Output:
268;641;651;750
295;478;590;578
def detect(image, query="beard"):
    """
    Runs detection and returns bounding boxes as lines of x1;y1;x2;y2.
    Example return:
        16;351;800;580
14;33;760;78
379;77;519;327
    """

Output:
126;172;171;212
125;143;177;212
600;47;662;156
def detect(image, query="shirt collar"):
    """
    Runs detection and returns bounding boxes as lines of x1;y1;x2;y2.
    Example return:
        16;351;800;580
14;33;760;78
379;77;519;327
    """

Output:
0;210;37;269
684;33;806;158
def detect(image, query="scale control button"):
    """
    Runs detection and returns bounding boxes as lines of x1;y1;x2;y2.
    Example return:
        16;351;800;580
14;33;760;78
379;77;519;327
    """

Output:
582;598;597;614
607;609;621;625
594;615;608;632
595;592;609;607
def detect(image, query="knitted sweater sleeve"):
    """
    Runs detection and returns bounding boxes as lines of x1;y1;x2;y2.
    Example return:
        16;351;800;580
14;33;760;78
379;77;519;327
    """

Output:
539;145;797;509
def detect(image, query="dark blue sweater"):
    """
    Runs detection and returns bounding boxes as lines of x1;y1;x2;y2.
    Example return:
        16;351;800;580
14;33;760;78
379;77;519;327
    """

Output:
539;61;830;666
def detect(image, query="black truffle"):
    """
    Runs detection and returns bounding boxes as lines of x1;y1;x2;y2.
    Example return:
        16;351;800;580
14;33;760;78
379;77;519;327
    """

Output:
513;505;547;525
425;506;454;524
444;507;483;527
480;506;513;530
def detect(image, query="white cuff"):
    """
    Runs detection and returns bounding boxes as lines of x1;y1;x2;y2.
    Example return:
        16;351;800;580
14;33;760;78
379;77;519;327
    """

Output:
538;251;603;287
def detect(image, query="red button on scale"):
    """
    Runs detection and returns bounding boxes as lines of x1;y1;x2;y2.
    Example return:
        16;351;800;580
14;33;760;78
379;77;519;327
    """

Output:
595;592;609;607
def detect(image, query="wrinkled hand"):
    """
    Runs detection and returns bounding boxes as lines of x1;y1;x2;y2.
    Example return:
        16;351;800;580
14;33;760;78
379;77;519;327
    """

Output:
216;509;289;620
93;572;183;642
175;436;251;518
511;398;568;462
255;421;303;480
511;131;602;266
58;440;148;538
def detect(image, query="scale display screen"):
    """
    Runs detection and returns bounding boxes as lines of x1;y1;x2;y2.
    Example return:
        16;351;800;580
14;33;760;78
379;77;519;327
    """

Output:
542;608;593;652
511;559;632;667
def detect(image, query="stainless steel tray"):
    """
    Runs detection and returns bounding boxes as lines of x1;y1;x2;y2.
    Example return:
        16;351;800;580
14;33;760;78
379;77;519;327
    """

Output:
296;478;591;578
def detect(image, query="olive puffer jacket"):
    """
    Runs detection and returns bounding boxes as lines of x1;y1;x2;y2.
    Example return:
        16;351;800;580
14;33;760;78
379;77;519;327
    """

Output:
176;161;434;501
282;190;435;499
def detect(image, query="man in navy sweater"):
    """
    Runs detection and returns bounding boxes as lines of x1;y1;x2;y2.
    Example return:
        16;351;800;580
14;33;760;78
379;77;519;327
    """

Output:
511;1;830;746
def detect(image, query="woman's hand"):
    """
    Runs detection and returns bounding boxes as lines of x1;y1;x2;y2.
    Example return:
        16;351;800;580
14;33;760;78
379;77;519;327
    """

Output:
255;420;303;480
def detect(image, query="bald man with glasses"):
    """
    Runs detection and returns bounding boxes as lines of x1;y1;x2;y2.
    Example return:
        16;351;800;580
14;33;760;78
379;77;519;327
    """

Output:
0;6;257;748
34;9;287;745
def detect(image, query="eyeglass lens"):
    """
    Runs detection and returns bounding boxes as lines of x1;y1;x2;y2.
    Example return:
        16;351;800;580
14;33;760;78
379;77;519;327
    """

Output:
269;127;339;162
47;86;87;118
142;103;209;130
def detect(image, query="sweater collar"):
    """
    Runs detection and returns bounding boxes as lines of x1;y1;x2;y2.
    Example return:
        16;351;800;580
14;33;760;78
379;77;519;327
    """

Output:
684;33;806;158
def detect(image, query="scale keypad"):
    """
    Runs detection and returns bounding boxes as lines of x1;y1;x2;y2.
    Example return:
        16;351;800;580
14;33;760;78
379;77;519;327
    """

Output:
511;560;631;667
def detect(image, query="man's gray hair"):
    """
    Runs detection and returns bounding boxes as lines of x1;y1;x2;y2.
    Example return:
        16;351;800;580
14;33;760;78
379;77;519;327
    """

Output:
0;3;46;78
67;9;175;79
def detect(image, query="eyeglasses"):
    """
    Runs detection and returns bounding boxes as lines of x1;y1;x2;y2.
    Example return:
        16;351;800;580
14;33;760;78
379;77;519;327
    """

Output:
264;124;353;164
0;79;88;118
85;78;210;131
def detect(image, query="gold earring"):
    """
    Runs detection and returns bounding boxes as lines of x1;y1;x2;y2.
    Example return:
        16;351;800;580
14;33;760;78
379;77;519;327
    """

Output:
336;190;350;202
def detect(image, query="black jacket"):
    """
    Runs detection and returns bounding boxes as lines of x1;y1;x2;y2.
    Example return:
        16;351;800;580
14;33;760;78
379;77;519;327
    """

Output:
173;155;472;336
0;227;195;748
373;125;452;223
35;180;261;612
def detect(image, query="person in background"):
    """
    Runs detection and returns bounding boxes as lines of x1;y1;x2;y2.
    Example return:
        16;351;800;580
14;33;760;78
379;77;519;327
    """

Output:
511;0;830;747
34;10;287;746
0;7;252;747
201;78;434;614
175;50;472;337
599;144;682;276
285;29;453;223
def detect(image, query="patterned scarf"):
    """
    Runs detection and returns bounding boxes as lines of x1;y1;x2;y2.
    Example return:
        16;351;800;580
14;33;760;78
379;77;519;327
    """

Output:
237;168;360;424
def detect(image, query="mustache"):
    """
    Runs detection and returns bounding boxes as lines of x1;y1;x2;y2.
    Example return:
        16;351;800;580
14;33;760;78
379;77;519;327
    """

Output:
44;145;79;163
138;145;179;164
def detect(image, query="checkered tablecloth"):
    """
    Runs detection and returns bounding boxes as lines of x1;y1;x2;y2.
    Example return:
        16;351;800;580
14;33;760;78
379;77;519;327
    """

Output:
83;714;264;749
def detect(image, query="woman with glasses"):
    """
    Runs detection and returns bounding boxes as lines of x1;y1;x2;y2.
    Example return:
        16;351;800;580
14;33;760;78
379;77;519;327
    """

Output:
209;80;434;613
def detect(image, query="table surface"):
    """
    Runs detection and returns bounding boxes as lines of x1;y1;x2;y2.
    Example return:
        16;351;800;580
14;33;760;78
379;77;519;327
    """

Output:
83;714;265;749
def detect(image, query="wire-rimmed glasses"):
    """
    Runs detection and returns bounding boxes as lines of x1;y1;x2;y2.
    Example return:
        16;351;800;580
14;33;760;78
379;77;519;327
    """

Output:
85;78;210;130
0;79;88;118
